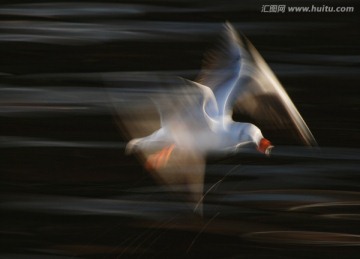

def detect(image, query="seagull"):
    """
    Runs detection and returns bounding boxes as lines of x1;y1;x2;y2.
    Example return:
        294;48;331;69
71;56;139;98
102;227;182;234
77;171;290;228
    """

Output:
121;22;317;214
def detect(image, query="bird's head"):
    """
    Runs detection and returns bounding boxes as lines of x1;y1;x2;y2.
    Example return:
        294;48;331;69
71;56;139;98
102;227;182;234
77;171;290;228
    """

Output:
235;123;273;156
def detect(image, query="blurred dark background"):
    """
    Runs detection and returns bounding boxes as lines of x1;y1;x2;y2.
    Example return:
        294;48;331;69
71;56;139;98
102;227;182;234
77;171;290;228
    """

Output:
0;1;359;258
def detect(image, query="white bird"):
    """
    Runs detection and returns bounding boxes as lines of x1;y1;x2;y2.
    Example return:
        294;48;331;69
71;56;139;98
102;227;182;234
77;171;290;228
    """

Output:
121;22;317;214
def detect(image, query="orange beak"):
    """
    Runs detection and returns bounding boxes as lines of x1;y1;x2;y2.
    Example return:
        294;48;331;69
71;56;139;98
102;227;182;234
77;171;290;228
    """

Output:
257;138;273;156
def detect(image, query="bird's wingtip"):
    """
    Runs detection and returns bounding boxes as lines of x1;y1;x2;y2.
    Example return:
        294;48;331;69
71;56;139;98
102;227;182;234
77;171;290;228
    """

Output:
223;21;236;34
224;20;233;28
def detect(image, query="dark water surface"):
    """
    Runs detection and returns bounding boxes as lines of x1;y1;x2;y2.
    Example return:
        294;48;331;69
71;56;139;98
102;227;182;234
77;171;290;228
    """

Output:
1;1;359;258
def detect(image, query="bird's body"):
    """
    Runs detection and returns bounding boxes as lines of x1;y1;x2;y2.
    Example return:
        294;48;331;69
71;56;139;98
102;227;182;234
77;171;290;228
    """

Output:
130;117;264;155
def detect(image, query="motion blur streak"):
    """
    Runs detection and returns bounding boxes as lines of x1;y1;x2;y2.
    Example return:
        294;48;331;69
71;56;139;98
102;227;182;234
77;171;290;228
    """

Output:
242;231;360;246
1;0;359;258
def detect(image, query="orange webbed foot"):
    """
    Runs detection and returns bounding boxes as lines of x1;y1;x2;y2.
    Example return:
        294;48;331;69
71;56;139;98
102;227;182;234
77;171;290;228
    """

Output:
145;144;175;171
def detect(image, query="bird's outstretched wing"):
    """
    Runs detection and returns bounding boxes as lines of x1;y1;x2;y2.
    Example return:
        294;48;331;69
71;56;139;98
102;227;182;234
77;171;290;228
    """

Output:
197;22;317;146
197;22;243;119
